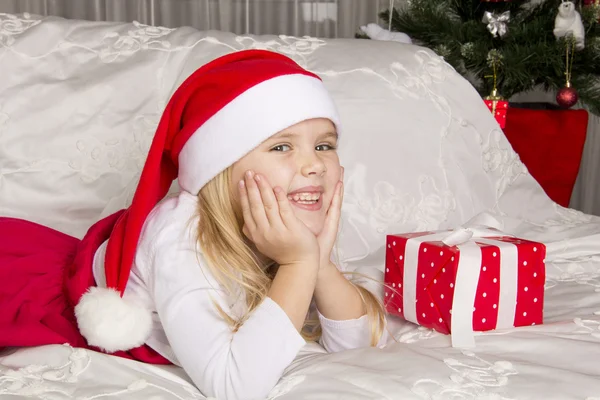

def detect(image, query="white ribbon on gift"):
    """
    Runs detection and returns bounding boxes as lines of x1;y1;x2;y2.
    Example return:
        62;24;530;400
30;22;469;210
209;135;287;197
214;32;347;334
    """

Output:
402;214;519;348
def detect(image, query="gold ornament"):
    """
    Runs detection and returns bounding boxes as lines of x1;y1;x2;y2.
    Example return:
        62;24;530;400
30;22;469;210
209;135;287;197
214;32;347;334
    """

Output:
484;54;504;101
483;56;508;128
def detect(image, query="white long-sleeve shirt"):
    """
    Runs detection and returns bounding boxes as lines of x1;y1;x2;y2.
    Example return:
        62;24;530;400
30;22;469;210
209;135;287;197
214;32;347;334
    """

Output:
93;191;385;400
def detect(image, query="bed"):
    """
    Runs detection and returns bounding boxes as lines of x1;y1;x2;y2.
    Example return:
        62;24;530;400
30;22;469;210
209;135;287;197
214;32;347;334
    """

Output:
1;13;600;399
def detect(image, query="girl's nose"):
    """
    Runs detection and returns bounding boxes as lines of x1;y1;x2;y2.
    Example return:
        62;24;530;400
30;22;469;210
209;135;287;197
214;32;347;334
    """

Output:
300;152;326;177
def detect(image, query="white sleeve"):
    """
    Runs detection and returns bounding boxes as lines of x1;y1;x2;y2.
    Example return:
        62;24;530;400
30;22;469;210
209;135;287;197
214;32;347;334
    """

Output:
317;311;389;353
145;220;306;400
316;264;389;353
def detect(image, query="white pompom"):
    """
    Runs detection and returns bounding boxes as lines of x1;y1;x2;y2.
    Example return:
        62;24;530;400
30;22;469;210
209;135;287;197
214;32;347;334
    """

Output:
74;287;152;353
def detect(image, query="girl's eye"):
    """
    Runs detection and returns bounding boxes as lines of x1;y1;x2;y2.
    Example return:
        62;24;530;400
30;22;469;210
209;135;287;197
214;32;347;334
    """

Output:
270;144;291;152
316;143;336;151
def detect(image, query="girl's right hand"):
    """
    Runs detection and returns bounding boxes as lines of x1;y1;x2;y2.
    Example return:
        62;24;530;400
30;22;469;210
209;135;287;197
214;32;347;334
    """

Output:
238;170;319;266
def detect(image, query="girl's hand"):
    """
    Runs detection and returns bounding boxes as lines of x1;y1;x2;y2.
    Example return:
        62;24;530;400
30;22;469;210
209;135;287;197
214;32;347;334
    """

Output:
239;170;319;266
316;167;344;270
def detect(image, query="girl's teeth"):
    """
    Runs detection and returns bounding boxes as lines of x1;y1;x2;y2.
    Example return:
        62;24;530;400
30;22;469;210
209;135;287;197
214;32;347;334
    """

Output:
288;192;320;202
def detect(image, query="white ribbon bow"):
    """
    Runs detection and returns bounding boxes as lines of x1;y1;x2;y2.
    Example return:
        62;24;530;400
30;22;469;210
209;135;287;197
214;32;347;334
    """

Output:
402;214;519;348
482;11;510;38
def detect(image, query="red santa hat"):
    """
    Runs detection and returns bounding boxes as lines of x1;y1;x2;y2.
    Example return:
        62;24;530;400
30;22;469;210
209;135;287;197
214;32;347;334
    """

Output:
73;49;341;353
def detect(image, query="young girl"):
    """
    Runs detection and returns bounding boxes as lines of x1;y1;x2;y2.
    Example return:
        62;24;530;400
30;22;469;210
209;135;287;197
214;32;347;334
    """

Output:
0;49;387;399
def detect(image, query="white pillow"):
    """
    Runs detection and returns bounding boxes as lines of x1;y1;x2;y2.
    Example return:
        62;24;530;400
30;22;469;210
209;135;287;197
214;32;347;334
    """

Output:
0;13;549;270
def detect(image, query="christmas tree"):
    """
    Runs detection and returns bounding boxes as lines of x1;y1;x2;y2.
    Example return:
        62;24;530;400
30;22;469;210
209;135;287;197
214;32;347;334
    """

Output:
376;0;600;115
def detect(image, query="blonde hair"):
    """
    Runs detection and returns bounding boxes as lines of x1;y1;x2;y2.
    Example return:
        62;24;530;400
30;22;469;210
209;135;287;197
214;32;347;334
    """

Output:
197;166;387;345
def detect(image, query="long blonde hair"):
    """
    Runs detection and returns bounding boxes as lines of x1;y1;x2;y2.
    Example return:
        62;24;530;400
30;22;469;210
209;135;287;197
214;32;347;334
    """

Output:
197;166;386;345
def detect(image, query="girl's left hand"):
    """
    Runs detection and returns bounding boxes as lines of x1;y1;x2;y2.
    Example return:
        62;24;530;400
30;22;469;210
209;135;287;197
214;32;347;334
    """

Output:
317;166;344;270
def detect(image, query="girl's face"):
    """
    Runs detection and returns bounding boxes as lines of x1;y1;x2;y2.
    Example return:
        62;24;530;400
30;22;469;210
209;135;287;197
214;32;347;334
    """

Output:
231;118;341;236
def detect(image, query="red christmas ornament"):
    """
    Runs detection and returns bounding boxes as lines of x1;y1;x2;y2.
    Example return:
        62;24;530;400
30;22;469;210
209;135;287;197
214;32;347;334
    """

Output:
556;85;578;109
557;34;579;109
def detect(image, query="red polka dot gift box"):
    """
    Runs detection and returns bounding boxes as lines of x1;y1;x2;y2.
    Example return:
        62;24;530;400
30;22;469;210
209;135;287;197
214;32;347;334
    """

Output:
384;226;546;348
483;99;508;128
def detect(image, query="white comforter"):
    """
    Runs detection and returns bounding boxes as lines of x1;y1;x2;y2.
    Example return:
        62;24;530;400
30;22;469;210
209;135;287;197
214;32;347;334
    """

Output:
2;240;600;399
1;12;600;400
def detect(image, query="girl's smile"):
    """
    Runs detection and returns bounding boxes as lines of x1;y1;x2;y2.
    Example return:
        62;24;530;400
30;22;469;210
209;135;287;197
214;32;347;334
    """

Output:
287;186;324;211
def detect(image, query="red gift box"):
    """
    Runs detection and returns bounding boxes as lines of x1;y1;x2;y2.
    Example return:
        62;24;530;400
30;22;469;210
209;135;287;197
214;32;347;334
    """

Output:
484;99;508;128
384;227;546;347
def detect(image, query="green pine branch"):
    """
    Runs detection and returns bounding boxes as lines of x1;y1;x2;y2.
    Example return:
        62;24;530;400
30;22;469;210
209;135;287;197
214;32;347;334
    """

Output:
379;0;600;115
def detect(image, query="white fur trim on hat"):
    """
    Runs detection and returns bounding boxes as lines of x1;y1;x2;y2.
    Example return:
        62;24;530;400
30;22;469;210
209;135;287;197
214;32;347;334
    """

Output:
178;73;340;195
74;287;153;353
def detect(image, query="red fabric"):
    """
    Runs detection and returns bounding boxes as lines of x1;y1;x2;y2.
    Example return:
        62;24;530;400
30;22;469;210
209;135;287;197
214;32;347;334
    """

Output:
383;232;546;335
104;49;318;297
0;216;171;365
502;108;588;208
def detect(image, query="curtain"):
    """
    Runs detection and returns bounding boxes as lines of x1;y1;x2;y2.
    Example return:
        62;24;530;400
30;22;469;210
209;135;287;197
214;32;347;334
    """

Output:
0;0;398;39
572;113;600;216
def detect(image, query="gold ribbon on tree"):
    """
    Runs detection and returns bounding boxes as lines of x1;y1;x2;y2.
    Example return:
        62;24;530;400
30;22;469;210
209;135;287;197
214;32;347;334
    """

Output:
483;50;508;128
